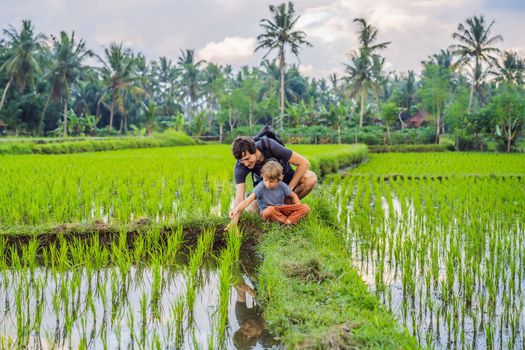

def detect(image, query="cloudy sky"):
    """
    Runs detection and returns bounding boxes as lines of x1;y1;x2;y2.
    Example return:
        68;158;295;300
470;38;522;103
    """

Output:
2;0;524;79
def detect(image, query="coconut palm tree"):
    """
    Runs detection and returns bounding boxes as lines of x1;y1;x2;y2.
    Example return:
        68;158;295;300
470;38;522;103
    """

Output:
493;50;524;86
255;1;312;129
177;49;204;116
451;15;503;113
0;20;46;113
99;42;139;132
344;18;390;128
47;31;93;136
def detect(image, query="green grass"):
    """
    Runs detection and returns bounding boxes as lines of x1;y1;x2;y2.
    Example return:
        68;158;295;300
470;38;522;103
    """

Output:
256;196;416;349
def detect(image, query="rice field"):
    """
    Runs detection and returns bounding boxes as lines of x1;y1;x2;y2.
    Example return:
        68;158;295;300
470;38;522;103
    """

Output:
326;153;525;349
0;144;359;349
0;144;354;229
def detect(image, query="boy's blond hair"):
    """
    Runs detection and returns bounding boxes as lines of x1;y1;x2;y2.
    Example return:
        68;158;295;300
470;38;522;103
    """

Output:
261;160;284;181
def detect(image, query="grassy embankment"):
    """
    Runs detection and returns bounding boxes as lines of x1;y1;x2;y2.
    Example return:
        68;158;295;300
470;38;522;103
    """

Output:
253;144;417;349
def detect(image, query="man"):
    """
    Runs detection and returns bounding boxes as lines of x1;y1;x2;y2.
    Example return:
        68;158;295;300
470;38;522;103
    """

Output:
228;136;317;227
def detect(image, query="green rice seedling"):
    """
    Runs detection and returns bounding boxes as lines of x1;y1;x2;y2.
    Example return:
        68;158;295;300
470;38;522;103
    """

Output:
150;258;163;319
164;224;184;265
139;290;148;349
172;296;185;348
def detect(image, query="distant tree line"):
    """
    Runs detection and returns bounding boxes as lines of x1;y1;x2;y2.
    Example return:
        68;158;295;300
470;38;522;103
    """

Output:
0;2;524;151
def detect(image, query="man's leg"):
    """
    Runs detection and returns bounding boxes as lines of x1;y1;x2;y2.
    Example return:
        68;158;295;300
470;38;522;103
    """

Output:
245;200;259;213
293;170;317;199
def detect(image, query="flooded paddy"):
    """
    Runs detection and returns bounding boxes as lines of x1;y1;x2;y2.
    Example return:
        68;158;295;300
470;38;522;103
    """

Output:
0;228;280;349
329;174;525;349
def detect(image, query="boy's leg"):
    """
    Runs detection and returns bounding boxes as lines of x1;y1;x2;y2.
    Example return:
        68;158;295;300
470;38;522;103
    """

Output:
277;204;310;224
261;206;288;224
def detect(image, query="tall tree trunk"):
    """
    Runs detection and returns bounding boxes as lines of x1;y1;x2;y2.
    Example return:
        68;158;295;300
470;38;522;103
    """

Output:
219;124;223;143
63;84;69;137
398;110;405;129
467;83;474;115
40;94;52;135
228;106;234;131
248;100;253;134
96;97;102;120
63;97;68;137
435;104;441;144
279;52;285;130
386;125;391;145
337;125;341;144
119;114;124;134
359;94;365;128
0;79;13;113
109;99;115;132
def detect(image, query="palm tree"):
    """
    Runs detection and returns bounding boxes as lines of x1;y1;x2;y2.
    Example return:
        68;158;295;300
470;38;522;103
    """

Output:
47;31;93;137
177;49;204;116
152;56;178;115
344;18;390;128
493;50;524;86
451;15;503;113
99;42;139;132
0;20;46;113
255;1;312;129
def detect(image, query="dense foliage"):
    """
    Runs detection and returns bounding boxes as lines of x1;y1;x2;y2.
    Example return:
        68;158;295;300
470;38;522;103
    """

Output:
0;8;524;150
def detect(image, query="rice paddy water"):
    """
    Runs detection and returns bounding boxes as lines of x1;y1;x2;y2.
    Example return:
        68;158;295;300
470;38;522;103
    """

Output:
326;152;525;349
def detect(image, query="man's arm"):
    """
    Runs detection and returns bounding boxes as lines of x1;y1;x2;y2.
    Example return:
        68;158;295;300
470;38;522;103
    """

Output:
229;183;246;226
287;151;310;191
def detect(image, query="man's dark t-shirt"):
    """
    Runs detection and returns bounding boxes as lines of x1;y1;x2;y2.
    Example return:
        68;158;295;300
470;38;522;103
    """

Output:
234;138;293;185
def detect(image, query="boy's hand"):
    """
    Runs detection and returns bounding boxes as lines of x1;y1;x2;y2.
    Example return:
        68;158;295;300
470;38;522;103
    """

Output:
224;221;236;232
229;208;239;218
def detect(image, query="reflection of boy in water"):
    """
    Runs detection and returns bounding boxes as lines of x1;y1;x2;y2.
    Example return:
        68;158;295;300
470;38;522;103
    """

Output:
233;281;277;349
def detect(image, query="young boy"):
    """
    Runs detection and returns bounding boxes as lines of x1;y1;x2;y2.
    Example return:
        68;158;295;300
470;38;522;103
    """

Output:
229;160;310;225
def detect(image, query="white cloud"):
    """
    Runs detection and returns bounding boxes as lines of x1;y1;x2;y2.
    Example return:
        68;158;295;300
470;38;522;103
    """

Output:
94;21;144;48
299;63;343;80
155;34;188;60
197;37;256;65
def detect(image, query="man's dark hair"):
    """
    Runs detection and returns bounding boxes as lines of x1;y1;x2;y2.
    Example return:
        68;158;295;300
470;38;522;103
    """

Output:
232;136;256;159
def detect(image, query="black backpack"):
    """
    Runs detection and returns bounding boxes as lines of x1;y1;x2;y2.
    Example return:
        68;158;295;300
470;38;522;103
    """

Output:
253;125;284;146
251;125;285;186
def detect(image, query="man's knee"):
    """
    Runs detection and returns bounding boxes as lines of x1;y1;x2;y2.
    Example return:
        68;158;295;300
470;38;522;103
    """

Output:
302;203;310;213
246;200;259;213
302;171;317;190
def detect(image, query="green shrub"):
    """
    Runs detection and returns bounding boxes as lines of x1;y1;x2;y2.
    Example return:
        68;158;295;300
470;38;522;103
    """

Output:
0;131;196;155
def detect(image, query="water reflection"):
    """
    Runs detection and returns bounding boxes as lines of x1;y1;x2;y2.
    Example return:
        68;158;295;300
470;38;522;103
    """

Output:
232;273;279;350
0;251;280;349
